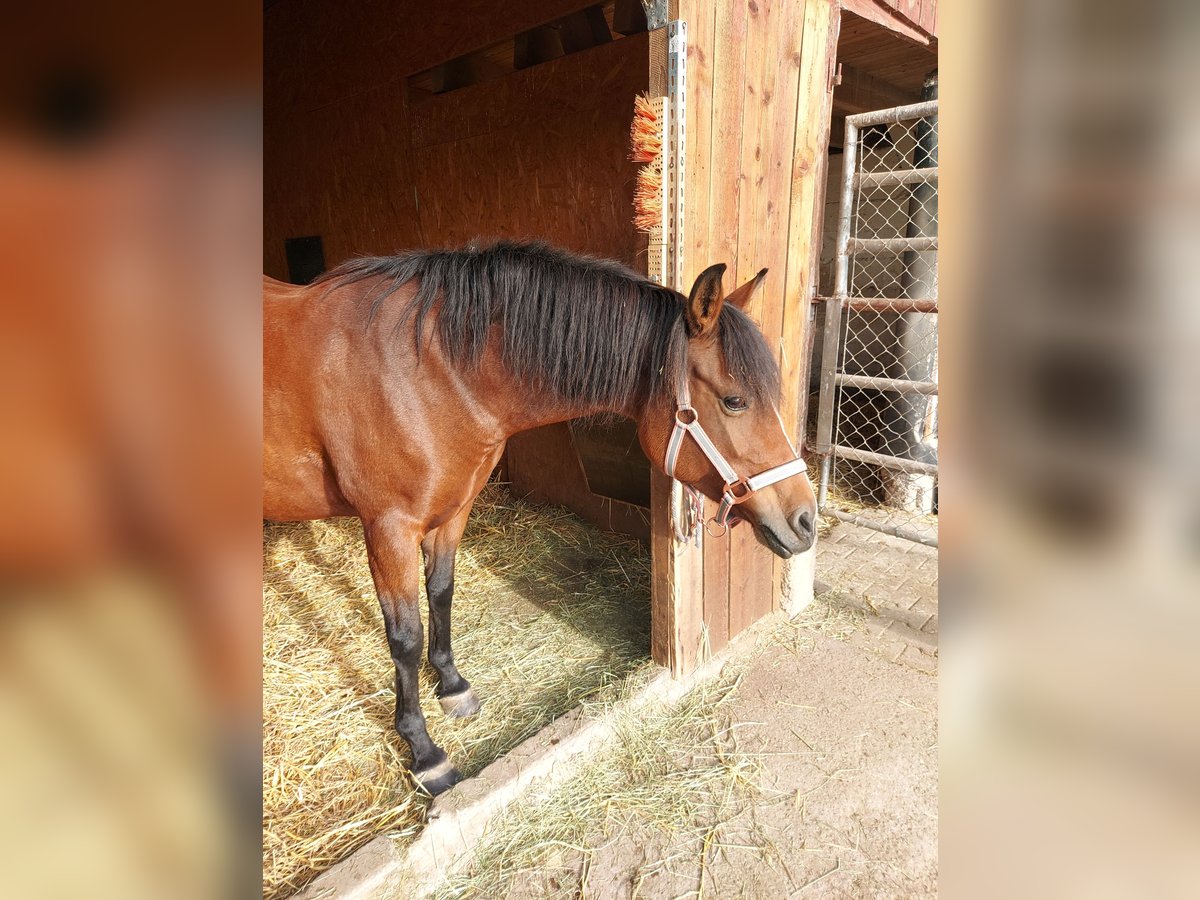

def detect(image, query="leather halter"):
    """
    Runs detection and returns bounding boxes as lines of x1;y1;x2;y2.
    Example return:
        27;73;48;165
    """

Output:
665;379;809;541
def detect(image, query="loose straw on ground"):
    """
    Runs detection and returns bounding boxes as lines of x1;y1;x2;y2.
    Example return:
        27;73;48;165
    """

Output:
263;485;652;899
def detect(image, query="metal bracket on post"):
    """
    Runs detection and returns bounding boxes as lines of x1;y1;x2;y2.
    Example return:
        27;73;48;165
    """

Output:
665;19;687;291
641;0;668;31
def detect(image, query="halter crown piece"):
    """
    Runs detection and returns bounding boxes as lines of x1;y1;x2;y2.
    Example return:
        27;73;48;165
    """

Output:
664;379;809;543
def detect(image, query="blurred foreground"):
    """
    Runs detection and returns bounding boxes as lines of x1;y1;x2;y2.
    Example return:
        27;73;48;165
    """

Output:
0;3;260;897
942;1;1200;896
0;0;1197;896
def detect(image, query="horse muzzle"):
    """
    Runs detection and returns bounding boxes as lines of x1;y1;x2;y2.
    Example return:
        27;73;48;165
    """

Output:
743;499;816;559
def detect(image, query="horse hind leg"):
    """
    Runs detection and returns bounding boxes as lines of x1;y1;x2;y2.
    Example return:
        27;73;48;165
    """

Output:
422;508;482;719
364;514;461;796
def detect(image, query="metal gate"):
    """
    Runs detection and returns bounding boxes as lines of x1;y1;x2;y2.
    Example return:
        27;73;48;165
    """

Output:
813;98;939;547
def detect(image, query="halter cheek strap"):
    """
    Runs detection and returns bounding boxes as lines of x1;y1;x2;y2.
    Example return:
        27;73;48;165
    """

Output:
665;380;809;540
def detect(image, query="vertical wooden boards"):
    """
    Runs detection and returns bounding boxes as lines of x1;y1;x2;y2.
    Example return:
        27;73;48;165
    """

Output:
698;0;750;655
648;22;704;677
775;0;840;608
671;0;836;651
781;0;840;439
676;2;728;662
730;0;801;634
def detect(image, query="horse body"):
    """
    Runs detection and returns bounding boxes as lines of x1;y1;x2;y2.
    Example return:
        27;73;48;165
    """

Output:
263;242;817;793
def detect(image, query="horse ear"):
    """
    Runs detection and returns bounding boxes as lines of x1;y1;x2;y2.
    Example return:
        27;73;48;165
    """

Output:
685;263;727;338
724;268;768;312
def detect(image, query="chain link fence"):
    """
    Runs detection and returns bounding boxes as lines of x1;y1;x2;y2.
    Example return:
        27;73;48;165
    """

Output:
813;97;939;546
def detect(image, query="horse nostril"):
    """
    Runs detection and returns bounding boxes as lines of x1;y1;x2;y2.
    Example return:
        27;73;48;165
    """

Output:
791;508;815;539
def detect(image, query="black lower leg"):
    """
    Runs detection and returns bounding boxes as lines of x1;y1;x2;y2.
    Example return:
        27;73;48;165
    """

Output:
380;596;445;774
425;551;470;698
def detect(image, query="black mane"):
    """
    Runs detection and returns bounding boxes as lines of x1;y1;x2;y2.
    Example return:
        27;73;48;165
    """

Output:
317;240;779;411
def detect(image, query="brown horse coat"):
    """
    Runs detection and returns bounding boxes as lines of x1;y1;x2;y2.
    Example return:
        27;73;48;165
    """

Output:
264;241;816;792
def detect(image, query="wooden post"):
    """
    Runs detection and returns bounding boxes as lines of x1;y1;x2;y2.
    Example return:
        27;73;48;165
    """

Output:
650;0;840;675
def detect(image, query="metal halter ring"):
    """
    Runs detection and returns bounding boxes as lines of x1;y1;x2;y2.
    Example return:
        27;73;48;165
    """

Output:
675;407;698;426
704;517;728;538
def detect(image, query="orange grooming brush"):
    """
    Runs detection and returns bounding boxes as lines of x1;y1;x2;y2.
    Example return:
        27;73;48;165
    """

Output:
633;166;663;232
630;93;662;163
630;92;666;235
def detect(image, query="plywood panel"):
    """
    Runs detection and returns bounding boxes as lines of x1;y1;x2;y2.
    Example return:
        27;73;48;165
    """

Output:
508;425;650;542
264;0;630;279
409;35;648;262
265;0;605;112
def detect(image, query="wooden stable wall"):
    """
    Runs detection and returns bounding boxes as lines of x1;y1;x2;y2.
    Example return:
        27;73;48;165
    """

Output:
265;1;655;542
264;0;630;277
266;0;878;679
651;0;842;675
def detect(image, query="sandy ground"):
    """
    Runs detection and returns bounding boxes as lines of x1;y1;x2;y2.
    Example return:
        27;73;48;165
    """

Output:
578;626;938;898
451;521;940;899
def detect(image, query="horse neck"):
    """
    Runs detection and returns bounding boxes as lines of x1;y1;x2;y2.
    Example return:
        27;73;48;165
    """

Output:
477;329;654;436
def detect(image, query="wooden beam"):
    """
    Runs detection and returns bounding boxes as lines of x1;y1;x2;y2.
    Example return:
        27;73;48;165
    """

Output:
514;25;565;69
839;0;931;45
648;21;704;677
612;0;648;35
832;63;919;115
556;6;613;53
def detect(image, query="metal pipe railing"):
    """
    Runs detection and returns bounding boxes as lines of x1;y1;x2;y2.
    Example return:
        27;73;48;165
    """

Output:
835;373;938;396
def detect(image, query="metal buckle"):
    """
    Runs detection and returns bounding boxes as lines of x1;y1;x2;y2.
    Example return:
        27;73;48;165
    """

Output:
723;479;753;503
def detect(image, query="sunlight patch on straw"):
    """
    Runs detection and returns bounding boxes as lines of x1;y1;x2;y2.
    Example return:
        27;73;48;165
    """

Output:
263;485;652;900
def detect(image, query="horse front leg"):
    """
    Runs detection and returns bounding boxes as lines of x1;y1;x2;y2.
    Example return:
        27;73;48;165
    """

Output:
363;512;460;795
422;506;482;718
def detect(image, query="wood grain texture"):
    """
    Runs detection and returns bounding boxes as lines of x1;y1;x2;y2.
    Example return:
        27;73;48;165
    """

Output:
408;35;647;262
775;0;839;608
507;425;650;542
837;9;938;92
678;2;718;669
264;0;632;279
696;0;751;655
781;0;840;438
838;0;933;46
729;0;799;633
675;0;837;646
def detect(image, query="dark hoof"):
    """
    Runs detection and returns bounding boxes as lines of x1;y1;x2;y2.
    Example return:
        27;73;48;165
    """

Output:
439;687;482;718
411;759;462;796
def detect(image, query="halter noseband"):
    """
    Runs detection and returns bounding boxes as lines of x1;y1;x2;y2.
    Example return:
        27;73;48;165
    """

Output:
664;379;809;541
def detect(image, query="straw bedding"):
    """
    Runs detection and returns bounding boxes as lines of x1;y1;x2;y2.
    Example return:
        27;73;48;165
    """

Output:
262;485;652;899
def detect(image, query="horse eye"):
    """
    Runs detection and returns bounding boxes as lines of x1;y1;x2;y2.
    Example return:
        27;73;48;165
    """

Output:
722;395;748;412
